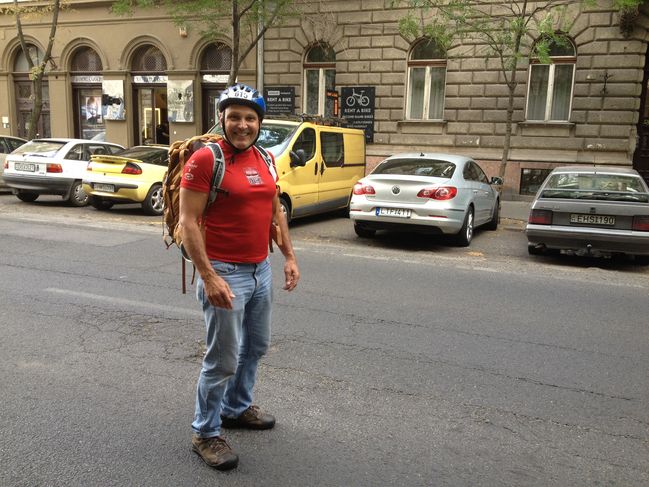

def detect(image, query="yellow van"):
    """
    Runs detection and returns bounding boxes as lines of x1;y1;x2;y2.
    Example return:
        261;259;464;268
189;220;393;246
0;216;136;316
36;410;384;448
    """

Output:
210;117;366;221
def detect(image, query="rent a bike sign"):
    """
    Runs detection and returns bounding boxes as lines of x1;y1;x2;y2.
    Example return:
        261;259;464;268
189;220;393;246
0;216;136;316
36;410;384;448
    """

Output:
341;87;375;143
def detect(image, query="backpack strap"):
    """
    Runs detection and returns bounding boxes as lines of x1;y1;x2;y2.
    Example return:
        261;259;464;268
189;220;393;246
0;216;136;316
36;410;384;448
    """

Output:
206;142;226;205
254;144;277;181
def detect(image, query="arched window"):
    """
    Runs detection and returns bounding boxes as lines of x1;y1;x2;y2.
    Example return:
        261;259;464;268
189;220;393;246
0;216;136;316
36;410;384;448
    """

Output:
13;44;50;138
131;44;167;72
406;39;446;120
200;42;232;131
526;37;576;122
70;46;104;139
303;43;335;116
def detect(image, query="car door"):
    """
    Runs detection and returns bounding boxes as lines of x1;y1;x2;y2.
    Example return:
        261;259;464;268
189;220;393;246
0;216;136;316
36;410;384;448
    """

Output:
62;143;90;179
470;162;495;224
281;127;319;216
317;130;349;212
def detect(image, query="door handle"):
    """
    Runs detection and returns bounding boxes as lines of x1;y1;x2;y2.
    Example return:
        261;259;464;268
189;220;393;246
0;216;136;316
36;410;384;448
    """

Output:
314;162;318;176
320;163;325;175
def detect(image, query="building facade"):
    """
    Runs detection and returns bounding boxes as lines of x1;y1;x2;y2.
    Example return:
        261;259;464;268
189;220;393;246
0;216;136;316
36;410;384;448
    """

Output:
1;0;648;198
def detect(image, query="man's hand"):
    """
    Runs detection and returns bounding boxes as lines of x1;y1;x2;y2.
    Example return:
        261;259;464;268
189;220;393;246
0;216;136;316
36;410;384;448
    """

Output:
203;274;236;309
283;258;300;291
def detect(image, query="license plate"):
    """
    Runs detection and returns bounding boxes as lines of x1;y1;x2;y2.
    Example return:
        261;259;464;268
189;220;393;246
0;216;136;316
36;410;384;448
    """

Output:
570;214;615;225
94;183;115;192
15;162;35;172
376;207;411;218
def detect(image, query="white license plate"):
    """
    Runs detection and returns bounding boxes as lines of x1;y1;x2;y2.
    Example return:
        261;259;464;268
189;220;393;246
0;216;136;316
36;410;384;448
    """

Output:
376;207;411;218
15;162;35;172
570;214;615;225
94;183;115;193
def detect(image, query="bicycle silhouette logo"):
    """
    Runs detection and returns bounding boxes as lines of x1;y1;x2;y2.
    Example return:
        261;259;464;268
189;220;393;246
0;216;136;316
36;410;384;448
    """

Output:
346;89;370;108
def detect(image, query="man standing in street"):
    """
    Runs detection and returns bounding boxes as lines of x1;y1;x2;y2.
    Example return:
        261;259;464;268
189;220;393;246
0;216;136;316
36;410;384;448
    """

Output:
179;83;300;471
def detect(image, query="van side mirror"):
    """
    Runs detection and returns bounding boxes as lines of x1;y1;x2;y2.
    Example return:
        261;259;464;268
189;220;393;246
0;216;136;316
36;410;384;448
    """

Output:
290;149;307;167
490;176;504;185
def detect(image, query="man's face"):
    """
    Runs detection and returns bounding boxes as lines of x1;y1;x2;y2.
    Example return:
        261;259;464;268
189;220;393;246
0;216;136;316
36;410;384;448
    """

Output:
221;105;260;150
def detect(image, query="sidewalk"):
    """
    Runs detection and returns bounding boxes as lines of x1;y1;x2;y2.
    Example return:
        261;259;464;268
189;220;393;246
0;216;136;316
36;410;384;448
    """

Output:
500;200;530;221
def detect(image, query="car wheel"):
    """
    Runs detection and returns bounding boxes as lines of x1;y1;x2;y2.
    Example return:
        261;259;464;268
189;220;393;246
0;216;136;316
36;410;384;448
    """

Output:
90;196;114;211
68;181;89;207
455;206;474;247
142;184;164;216
354;222;376;238
280;196;291;224
16;191;39;203
484;199;499;231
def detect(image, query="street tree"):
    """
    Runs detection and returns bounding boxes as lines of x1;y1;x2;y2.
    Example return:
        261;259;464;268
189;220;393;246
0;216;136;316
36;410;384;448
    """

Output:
393;0;644;180
112;0;296;86
1;0;62;139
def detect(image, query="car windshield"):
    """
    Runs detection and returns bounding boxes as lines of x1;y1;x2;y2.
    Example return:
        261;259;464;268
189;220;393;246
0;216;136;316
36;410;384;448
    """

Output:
13;140;66;156
373;159;456;178
117;147;168;165
541;172;649;202
208;122;296;153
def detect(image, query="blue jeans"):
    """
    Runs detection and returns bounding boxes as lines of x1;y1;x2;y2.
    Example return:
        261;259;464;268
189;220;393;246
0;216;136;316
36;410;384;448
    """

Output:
192;258;272;438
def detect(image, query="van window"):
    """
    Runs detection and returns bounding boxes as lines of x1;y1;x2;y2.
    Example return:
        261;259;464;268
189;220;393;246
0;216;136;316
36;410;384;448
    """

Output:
321;132;344;167
292;128;316;160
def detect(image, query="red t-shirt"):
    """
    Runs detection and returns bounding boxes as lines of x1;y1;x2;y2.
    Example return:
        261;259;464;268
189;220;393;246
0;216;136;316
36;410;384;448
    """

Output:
180;140;277;263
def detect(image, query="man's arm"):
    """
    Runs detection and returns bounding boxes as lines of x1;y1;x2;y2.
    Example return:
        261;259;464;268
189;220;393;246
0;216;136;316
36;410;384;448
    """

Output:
273;193;300;291
179;187;235;308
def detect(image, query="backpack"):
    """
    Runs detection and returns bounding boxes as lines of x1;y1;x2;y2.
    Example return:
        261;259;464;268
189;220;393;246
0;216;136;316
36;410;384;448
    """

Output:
162;134;281;293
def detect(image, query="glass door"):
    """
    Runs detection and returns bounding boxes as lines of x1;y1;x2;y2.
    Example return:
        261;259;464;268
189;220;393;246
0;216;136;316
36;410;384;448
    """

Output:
74;87;104;140
135;87;168;145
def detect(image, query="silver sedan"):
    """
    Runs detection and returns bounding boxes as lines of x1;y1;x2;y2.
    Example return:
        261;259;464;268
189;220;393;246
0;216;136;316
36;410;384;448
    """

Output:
349;153;502;246
526;166;649;262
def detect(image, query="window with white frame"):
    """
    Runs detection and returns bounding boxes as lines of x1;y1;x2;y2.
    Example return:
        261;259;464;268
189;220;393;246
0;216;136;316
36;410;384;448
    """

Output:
303;44;335;116
526;38;576;122
406;39;446;120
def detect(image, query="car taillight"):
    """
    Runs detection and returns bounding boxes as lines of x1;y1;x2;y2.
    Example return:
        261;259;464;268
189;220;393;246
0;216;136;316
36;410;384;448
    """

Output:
529;209;552;225
122;162;142;175
46;163;63;173
632;216;649;231
353;182;375;195
417;186;457;200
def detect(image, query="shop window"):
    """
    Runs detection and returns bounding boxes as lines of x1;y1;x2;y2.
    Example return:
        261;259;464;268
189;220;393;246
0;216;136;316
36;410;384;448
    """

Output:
71;46;104;140
304;44;335;116
13;44;51;138
406;39;446;120
520;168;552;195
526;37;576;122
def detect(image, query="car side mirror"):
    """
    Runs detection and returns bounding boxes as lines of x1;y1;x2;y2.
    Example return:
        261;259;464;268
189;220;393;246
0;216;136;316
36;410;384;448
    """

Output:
290;149;306;167
490;176;504;185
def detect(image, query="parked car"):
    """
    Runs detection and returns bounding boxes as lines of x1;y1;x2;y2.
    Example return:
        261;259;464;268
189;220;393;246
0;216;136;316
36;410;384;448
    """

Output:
349;153;502;246
526;166;649;262
209;117;366;222
0;135;28;190
82;145;169;215
2;138;124;206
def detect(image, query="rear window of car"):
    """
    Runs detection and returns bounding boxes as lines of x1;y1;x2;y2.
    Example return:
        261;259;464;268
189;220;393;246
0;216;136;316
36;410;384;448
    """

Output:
117;147;168;166
373;159;456;178
541;173;649;202
12;140;66;156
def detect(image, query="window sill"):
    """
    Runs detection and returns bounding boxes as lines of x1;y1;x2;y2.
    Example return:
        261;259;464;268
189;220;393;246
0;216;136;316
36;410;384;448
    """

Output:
519;121;574;128
398;119;447;126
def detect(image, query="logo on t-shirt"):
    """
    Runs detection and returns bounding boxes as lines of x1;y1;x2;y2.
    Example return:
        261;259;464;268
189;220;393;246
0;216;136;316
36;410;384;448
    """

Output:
184;173;194;181
244;167;262;186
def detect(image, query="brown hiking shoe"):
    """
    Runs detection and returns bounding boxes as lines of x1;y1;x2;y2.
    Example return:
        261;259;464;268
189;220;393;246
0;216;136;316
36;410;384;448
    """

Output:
221;405;276;430
191;435;239;470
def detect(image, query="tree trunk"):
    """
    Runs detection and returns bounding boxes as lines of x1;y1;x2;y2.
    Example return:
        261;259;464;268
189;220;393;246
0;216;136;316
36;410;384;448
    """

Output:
229;0;241;86
28;74;44;139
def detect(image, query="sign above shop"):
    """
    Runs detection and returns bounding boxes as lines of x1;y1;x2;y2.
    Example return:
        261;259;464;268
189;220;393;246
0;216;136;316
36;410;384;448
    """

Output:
71;75;103;84
264;87;295;116
202;74;229;84
133;75;168;84
341;86;375;143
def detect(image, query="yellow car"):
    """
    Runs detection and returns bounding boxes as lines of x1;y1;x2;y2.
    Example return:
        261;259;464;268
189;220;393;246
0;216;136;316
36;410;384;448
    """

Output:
83;145;169;215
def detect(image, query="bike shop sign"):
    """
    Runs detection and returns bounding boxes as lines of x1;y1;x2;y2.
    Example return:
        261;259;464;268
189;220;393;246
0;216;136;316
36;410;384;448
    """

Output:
341;87;375;143
264;87;295;116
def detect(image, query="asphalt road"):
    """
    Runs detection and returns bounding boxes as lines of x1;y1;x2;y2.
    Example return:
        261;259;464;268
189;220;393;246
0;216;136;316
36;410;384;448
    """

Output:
1;194;648;486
